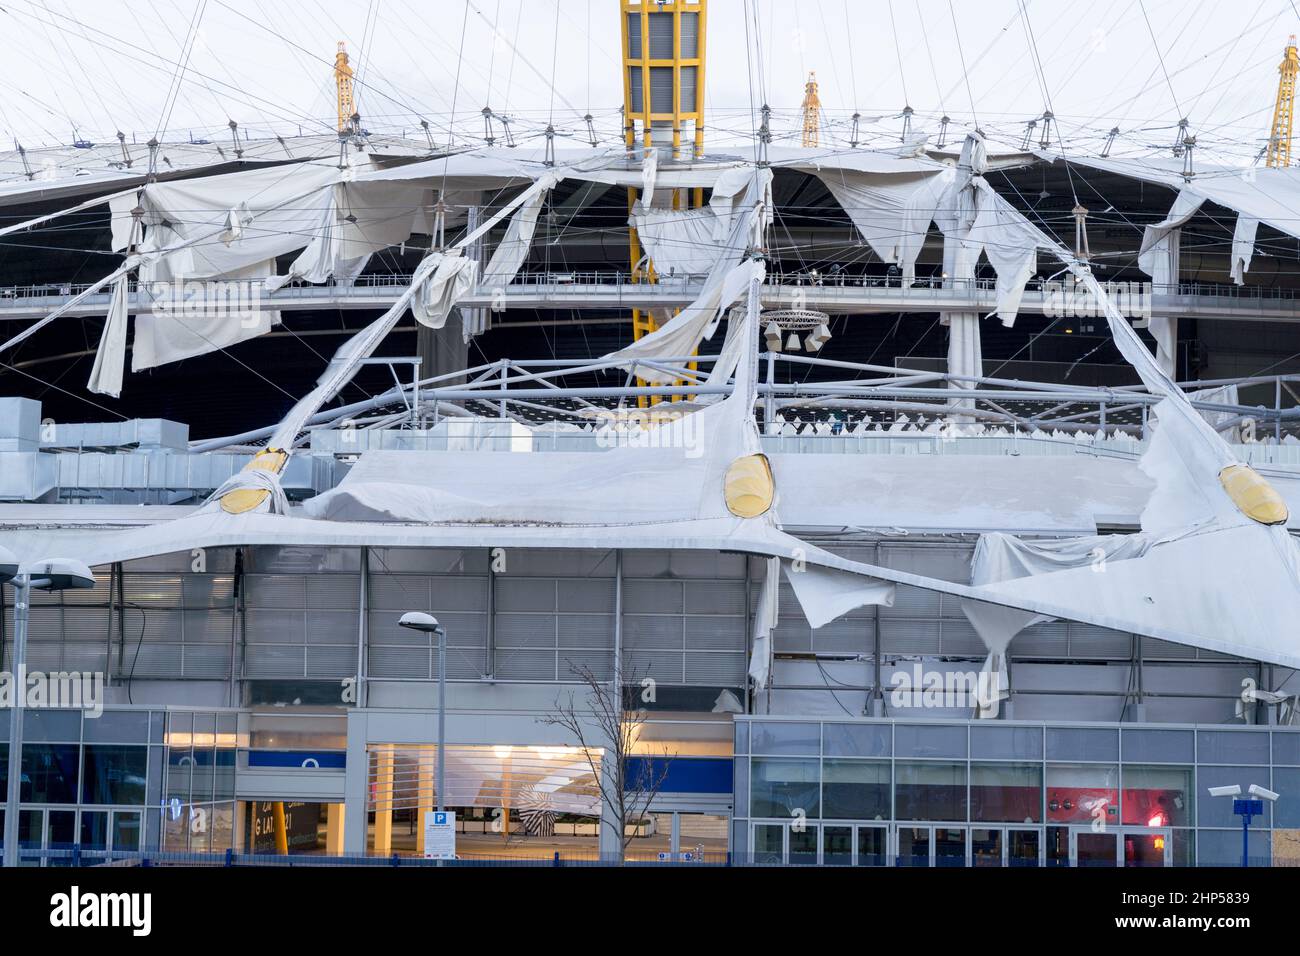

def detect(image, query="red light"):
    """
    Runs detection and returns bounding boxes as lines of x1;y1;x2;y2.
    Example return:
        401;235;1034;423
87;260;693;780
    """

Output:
1147;813;1165;828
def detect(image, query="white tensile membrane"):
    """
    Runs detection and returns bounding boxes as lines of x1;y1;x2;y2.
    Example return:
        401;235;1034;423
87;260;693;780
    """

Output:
598;169;773;382
302;257;770;525
962;259;1300;677
11;147;1300;686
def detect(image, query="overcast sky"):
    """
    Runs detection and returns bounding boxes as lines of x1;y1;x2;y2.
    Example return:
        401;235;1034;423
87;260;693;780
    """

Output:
0;0;1294;161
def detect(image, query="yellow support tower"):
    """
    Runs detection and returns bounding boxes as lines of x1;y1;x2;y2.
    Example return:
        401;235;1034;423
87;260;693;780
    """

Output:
620;0;708;405
801;72;821;148
1266;36;1299;168
335;41;357;136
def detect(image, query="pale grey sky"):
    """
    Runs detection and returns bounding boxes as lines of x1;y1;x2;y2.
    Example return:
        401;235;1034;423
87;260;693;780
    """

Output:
0;0;1294;161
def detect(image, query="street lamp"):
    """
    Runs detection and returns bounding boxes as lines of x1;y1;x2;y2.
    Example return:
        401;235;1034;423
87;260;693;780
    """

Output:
398;613;446;818
2;554;95;867
1207;783;1280;867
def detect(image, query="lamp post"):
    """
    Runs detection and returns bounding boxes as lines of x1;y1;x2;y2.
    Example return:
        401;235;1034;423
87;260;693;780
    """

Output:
1;555;95;867
398;613;447;817
1207;783;1280;867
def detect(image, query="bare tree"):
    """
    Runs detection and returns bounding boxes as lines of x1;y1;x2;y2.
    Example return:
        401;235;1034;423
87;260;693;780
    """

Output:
541;663;673;863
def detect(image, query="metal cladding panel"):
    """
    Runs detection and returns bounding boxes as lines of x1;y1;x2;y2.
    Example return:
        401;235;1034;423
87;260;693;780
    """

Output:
680;12;699;57
650;67;674;112
680;65;698;113
494;648;557;681
624;614;685;649
495;577;556;612
626;12;642;57
558;613;615;648
494;613;558;648
647;12;674;58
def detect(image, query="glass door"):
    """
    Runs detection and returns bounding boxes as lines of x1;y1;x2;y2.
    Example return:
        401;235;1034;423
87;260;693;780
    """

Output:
822;825;853;866
933;827;968;867
1070;826;1119;867
788;825;819;865
896;825;932;867
855;825;887;866
972;827;1042;866
1122;828;1172;867
752;823;784;864
1007;828;1041;867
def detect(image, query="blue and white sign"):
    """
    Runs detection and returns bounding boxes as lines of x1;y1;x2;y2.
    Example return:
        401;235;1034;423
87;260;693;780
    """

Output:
423;810;456;860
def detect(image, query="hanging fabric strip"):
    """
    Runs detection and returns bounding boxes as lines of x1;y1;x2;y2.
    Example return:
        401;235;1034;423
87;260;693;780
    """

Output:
86;276;131;398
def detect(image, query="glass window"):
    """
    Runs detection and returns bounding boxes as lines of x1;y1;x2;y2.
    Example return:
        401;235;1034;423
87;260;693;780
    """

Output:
895;762;967;821
1273;768;1300;827
22;744;79;803
1197;766;1269;828
23;710;81;743
1046;728;1118;762
1198;730;1269;765
733;722;749;755
971;762;1042;823
895;724;966;759
971;725;1042;760
1121;729;1193;764
1122;765;1192;827
822;760;889;820
823;723;890;758
750;722;819;756
1046;763;1119;826
81;746;148;805
1199;828;1270;867
1273;732;1300;766
80;811;108;850
112;811;142;852
750;758;819;819
83;711;151;744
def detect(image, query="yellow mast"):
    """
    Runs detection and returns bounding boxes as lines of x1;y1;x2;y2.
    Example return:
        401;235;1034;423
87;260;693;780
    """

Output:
335;41;357;135
621;0;708;405
801;72;821;148
1266;36;1299;168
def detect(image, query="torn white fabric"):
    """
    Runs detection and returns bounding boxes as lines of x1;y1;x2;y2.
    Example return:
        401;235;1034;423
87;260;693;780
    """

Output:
134;163;341;281
411;253;478;330
1187;383;1243;439
306;261;768;527
109;190;139;253
817;170;946;282
1232;215;1259;285
601;257;764;383
968;181;1047;325
783;561;896;629
132;260;280;371
478;174;557;289
265;174;567;453
206;467;289;515
970;531;1156;585
87;276;130;398
747;557;780;689
633;206;726;276
639;146;657;209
